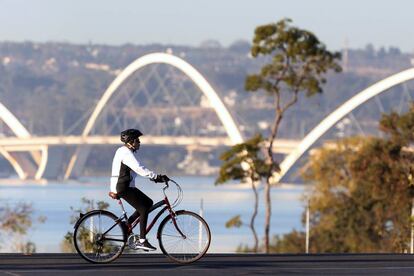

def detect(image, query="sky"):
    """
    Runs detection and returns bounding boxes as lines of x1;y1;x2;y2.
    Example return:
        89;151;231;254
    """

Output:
0;0;413;52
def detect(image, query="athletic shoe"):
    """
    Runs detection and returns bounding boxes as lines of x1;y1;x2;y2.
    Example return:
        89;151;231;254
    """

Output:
135;239;156;251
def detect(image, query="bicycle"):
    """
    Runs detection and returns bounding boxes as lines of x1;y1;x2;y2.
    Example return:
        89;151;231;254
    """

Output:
73;179;211;264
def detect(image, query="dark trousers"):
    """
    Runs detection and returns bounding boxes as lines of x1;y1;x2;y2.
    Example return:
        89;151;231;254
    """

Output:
119;187;153;239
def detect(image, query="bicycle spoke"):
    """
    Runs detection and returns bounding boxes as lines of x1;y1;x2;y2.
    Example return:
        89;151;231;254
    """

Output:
162;233;185;238
74;183;211;265
159;211;210;264
74;212;126;263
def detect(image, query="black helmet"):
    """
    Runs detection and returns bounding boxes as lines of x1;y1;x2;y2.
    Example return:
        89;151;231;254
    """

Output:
120;129;143;143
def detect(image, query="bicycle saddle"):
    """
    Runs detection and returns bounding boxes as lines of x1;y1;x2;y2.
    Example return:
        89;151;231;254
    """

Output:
108;192;120;200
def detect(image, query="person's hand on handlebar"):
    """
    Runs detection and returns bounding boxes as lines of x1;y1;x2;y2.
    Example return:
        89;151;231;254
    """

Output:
152;174;170;183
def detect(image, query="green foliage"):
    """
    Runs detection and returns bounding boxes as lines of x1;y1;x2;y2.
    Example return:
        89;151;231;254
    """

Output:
0;201;45;253
0;202;34;234
216;134;269;185
243;18;341;253
216;134;267;252
68;197;110;225
305;138;414;252
245;18;342;98
225;215;243;228
61;197;110;253
236;231;306;253
270;106;414;253
379;105;414;145
61;232;74;253
235;243;258;253
19;241;37;255
268;231;306;253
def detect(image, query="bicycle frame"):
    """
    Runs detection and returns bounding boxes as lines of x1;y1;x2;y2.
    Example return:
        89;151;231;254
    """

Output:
74;179;211;265
103;184;186;240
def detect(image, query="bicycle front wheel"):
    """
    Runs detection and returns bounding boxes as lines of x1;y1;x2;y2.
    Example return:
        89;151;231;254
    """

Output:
73;210;127;263
158;210;211;264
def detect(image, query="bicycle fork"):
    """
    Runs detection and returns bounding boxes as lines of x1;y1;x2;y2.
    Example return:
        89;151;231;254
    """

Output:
165;197;187;239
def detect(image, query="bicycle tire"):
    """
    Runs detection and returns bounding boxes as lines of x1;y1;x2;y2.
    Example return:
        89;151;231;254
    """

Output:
73;210;127;263
157;210;211;264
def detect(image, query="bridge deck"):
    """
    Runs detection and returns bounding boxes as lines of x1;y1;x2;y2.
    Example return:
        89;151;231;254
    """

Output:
0;136;301;152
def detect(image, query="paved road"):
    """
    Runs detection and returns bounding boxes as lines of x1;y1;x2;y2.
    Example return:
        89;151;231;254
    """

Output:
1;253;414;275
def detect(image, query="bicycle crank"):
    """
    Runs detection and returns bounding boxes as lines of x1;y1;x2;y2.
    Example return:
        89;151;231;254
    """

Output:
127;234;141;250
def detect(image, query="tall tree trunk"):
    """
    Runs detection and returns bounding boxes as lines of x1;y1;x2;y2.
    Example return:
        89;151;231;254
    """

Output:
262;91;298;253
250;179;259;252
263;113;283;253
263;177;271;253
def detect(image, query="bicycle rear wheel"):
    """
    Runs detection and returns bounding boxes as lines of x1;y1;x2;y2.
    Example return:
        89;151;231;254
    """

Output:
73;210;127;263
158;210;211;264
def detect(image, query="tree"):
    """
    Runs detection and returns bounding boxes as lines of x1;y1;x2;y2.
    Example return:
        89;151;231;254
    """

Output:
0;201;46;253
271;106;414;253
306;137;414;252
245;18;342;252
216;134;269;252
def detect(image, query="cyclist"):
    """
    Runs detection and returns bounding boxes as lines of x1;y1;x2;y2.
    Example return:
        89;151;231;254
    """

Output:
111;128;169;251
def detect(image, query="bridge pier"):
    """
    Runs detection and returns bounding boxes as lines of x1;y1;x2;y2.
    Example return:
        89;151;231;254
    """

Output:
42;146;66;179
64;146;91;180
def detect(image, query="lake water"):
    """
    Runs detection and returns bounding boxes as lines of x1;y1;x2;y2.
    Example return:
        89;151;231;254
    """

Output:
0;176;306;253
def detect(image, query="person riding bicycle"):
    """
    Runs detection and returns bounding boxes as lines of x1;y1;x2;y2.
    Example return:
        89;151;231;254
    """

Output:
111;128;169;251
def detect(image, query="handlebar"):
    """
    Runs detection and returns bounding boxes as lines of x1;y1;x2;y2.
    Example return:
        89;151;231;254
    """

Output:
162;178;182;208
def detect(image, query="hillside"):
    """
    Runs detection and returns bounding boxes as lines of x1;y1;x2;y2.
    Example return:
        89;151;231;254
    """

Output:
0;41;412;176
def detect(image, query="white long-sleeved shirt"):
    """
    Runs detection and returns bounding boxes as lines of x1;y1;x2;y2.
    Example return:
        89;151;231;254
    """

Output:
110;146;156;193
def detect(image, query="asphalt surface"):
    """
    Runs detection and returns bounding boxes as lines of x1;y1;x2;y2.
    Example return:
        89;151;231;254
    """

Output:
1;253;414;275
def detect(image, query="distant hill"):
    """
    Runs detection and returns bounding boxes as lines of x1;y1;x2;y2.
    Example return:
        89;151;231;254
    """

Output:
0;41;412;176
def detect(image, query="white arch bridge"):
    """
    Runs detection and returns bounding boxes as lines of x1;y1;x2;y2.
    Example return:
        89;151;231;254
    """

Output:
0;52;413;181
0;135;299;180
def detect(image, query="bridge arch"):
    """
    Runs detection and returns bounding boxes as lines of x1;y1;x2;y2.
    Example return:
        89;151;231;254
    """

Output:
0;102;31;138
0;102;47;179
276;67;414;182
64;52;244;179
